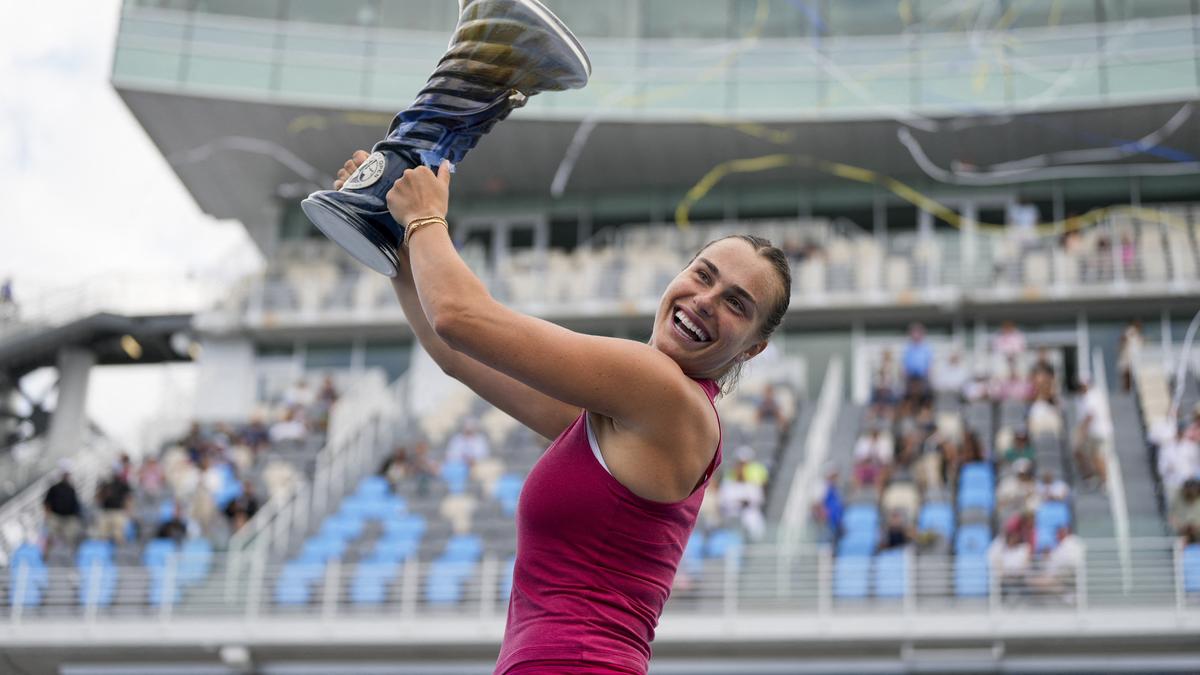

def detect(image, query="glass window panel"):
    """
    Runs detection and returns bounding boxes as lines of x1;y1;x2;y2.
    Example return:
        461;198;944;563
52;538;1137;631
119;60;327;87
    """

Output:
130;0;194;10
186;54;273;91
828;0;908;36
304;343;353;370
1100;0;1193;21
378;0;457;32
643;0;731;39
113;47;182;81
287;0;377;26
730;0;814;38
194;0;280;20
544;0;637;38
364;342;412;382
279;202;321;240
1007;0;1096;28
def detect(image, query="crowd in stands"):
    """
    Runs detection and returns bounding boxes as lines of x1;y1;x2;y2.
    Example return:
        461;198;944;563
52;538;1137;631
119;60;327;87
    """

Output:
36;375;339;564
1149;404;1200;544
814;321;1099;604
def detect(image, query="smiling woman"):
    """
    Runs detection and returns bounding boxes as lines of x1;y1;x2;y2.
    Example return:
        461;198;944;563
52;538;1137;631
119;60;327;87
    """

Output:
333;151;790;675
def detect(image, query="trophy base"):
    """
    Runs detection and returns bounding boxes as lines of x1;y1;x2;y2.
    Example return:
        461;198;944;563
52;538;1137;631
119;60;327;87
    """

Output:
301;192;401;277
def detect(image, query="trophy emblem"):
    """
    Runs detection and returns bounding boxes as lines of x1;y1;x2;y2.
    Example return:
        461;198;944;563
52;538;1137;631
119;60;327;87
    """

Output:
301;0;591;276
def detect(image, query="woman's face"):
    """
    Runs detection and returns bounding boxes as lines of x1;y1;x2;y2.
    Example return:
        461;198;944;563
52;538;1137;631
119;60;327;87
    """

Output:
649;238;779;381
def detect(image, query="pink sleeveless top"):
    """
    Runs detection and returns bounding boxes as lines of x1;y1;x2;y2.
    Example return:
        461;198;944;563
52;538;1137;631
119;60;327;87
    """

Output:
494;378;722;675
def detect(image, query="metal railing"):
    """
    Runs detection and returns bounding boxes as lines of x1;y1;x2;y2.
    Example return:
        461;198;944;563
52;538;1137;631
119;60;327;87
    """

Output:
781;356;843;548
1091;347;1134;594
2;537;1194;627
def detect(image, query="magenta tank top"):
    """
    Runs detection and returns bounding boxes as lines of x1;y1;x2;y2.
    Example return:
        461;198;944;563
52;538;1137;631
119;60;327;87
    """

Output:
494;378;722;675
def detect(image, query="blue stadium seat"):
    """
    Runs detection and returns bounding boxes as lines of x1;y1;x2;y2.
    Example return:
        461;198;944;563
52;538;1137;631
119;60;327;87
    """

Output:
1184;544;1200;593
918;502;955;542
142;538;177;570
873;549;908;598
299;534;348;563
960;462;994;486
681;530;705;575
79;564;118;607
1036;501;1071;532
341;494;406;521
843;505;880;534
76;539;115;569
441;461;470;495
704;529;744;560
282;561;326;584
501;556;516;602
954;525;991;555
426;564;465;605
274;568;314;605
9;545;47;607
356;475;391;499
384;513;427;539
441;534;483;563
833;555;870;599
149;573;182;606
954;554;989;597
157;500;177;523
349;561;400;605
320;513;365;541
178;538;213;586
494;474;524;516
372;535;420;562
957;484;994;514
838;530;876;557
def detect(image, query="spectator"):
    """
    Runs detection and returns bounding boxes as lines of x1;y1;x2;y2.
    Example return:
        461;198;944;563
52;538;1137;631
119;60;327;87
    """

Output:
115;453;134;483
869;349;899;420
963;368;991;402
995;361;1032;402
902;323;933;383
318;374;339;408
1169;478;1200;538
223;481;260;532
138;456;166;500
997;458;1039;515
811;465;844;544
718;461;765;541
992;321;1027;363
1006;199;1039;244
852;426;894;494
380;445;410;490
932;351;969;396
879;509;913;551
1004;509;1037;550
241;415;271;452
1036;470;1070;503
756;384;785;431
411;441;439;497
269;408;307;444
1119;234;1137;280
1073;377;1112;488
445;419;490;465
0;276;15;322
735;446;769;488
156;500;189;542
1032;347;1056;379
1117;320;1144;392
43;461;83;552
1029;526;1084;602
989;529;1032;599
283;378;315;409
94;470;133;544
1158;422;1199;502
1001;427;1035;468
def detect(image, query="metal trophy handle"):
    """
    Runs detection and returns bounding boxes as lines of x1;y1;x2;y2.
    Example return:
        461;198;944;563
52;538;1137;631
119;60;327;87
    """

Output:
300;0;591;277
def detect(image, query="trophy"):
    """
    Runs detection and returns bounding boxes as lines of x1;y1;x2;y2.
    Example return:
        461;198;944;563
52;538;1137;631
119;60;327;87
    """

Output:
301;0;591;277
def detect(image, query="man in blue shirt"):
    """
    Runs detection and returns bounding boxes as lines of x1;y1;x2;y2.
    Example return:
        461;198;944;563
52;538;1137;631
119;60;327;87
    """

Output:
903;323;933;382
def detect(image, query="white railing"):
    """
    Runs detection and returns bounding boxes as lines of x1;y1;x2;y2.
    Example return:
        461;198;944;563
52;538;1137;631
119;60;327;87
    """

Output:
2;537;1193;629
1092;347;1133;594
225;370;413;581
780;356;843;548
0;430;125;564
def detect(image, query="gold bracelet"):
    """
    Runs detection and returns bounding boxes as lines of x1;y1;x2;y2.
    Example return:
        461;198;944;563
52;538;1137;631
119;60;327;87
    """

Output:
403;216;448;248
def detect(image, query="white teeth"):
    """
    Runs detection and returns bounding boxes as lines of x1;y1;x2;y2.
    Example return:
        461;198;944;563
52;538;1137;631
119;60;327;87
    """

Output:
674;309;709;342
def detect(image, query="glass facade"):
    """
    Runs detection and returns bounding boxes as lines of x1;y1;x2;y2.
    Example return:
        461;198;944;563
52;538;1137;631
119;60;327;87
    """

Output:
115;0;1200;120
126;0;1199;38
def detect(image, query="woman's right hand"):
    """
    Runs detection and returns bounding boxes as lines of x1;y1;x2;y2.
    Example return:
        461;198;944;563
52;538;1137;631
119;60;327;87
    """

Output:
333;150;370;190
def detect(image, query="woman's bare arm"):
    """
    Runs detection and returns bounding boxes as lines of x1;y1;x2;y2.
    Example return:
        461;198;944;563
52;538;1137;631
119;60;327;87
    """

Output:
390;164;712;447
336;152;581;440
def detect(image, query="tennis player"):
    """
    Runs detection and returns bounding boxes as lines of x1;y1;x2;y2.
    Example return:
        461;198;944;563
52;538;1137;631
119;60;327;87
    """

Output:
335;151;792;674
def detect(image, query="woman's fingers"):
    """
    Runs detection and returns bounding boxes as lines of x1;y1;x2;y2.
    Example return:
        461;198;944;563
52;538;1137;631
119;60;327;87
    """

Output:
333;151;369;189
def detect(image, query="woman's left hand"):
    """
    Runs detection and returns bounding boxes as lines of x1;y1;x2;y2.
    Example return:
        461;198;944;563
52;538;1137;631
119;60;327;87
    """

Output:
386;161;452;227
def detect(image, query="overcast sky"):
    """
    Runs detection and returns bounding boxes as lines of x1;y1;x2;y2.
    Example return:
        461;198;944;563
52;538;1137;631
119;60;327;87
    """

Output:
1;0;263;452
